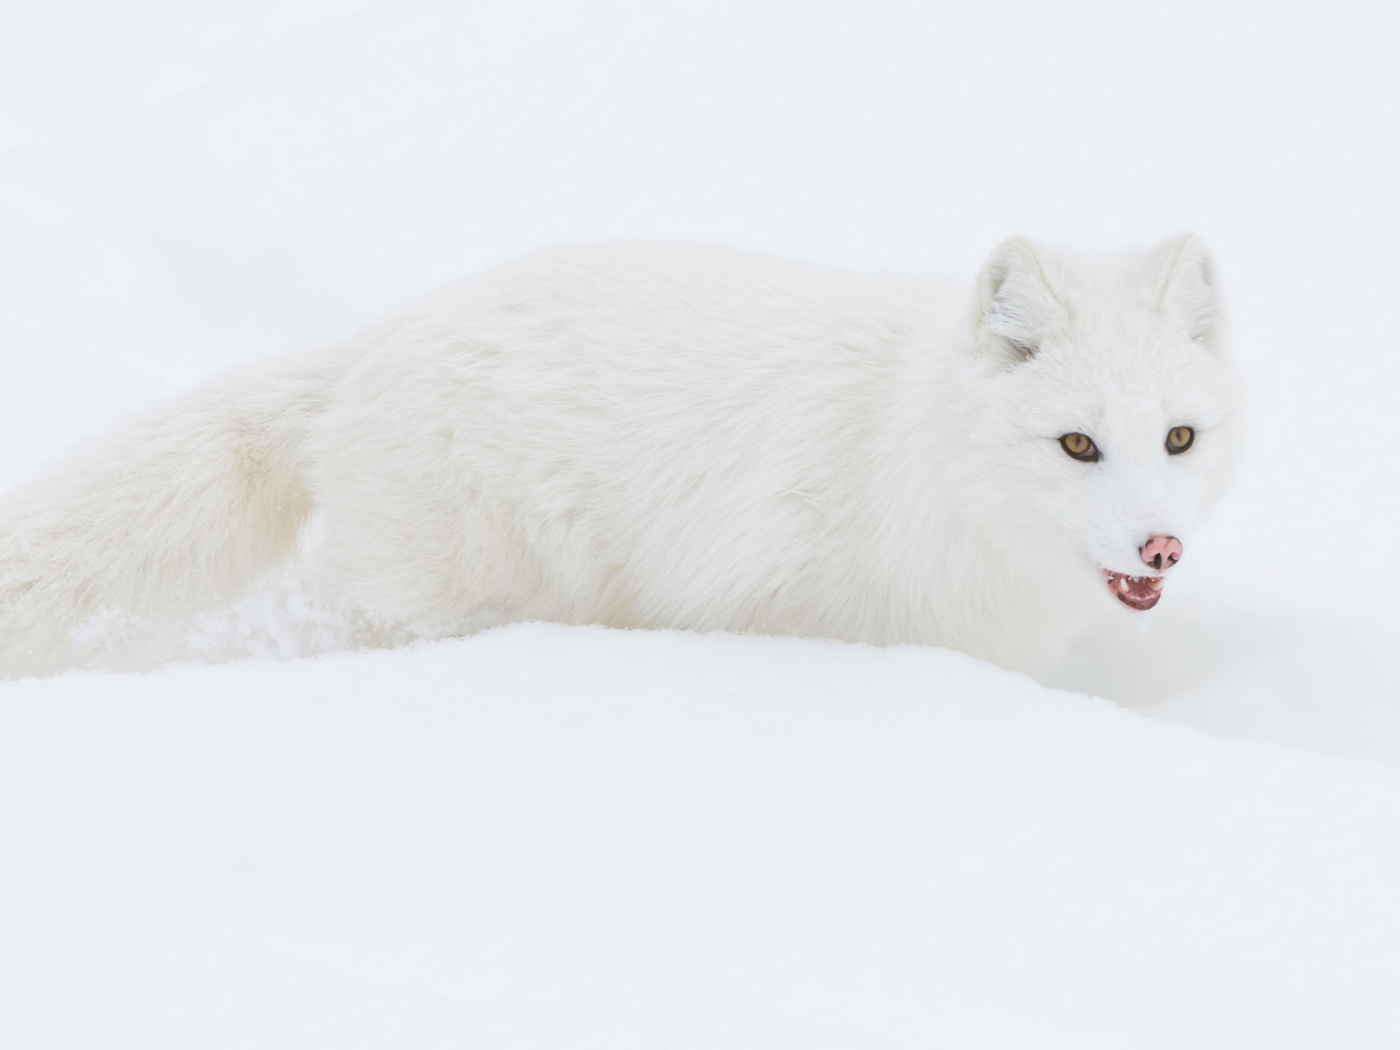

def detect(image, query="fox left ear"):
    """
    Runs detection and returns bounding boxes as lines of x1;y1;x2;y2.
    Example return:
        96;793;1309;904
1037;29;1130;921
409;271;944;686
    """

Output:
1155;234;1224;350
972;238;1068;366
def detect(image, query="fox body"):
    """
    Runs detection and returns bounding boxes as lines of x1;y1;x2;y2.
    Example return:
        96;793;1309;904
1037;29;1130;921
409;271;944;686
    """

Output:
0;238;1240;677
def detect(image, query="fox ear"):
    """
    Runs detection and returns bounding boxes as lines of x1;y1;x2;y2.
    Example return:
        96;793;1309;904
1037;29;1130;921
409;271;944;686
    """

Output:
972;238;1066;365
1155;234;1223;349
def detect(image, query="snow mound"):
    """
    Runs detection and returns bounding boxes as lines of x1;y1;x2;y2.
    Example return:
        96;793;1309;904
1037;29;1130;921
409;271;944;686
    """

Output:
4;625;1400;1047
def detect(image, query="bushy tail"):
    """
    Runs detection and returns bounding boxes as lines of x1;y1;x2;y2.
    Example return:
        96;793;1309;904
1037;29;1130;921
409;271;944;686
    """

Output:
0;348;352;677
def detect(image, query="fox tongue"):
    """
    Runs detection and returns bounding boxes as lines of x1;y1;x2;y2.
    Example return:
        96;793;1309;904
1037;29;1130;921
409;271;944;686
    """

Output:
1104;571;1164;611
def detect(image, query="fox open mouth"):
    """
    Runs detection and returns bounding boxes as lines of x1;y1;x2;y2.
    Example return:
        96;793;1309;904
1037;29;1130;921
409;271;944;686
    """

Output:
1104;570;1164;611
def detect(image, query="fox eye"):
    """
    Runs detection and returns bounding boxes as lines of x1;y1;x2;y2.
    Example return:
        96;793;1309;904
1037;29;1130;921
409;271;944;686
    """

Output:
1166;426;1195;454
1059;432;1100;462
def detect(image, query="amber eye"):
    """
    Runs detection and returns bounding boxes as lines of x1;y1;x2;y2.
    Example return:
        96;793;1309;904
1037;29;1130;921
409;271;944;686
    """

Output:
1059;432;1100;462
1166;426;1195;454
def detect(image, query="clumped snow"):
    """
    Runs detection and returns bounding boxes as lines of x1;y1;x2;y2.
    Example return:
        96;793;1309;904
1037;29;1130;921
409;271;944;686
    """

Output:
1;1;1398;1045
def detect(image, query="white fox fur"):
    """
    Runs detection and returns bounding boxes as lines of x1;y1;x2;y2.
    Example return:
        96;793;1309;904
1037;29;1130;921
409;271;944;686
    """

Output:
0;238;1240;677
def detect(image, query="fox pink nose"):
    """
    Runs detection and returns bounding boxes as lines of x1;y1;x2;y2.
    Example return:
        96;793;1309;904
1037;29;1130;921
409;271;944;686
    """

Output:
1139;534;1183;572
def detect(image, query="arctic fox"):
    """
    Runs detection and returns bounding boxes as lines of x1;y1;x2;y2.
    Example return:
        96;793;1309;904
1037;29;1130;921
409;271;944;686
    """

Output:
0;237;1239;677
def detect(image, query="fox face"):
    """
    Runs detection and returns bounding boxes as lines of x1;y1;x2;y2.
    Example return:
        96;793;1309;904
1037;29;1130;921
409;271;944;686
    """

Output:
966;235;1242;614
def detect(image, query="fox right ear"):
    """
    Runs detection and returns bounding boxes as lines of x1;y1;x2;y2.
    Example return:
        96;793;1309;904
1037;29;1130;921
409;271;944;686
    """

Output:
1154;234;1224;351
972;238;1066;366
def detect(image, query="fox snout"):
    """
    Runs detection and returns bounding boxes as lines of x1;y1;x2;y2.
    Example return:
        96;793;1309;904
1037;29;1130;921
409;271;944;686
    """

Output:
1139;535;1183;572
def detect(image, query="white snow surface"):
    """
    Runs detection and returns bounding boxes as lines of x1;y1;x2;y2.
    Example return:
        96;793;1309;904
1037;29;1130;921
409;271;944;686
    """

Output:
2;1;1399;1045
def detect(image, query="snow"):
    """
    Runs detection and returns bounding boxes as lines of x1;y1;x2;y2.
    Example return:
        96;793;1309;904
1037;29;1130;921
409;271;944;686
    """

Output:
7;627;1400;1047
2;0;1399;1044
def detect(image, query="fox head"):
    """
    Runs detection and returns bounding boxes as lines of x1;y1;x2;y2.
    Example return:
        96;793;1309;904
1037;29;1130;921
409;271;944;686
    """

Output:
963;234;1242;616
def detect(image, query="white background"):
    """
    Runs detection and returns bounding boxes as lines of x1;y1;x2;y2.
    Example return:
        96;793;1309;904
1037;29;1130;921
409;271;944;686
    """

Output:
1;2;1398;1045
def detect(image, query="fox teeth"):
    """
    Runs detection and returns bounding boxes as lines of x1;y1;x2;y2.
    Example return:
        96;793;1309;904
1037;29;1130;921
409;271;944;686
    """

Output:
1119;577;1129;591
